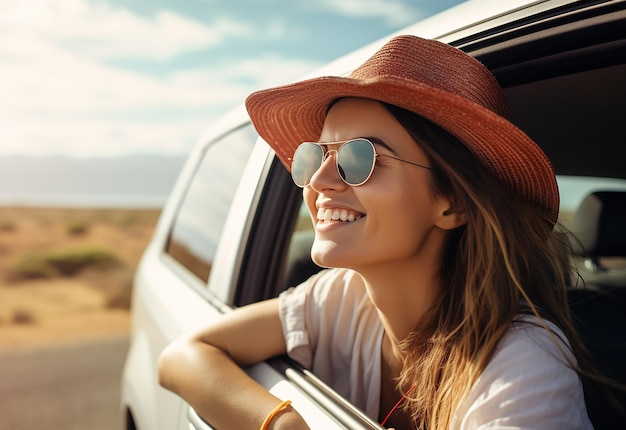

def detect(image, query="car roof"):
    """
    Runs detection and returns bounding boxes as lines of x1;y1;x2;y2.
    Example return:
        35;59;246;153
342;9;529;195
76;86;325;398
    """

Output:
295;0;555;79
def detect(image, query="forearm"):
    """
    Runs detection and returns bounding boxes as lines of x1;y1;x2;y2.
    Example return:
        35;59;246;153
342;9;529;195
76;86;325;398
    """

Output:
158;339;309;429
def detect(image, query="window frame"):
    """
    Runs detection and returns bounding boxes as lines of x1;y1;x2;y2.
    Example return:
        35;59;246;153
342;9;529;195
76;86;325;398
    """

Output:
159;119;261;305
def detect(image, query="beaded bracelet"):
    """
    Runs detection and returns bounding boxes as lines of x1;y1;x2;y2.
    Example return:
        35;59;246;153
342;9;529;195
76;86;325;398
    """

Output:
260;400;292;430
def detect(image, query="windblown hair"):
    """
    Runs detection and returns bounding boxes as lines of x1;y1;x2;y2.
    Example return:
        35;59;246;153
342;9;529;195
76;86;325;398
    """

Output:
383;104;592;430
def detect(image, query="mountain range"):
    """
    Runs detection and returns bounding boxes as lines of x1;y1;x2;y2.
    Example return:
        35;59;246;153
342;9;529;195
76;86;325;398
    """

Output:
0;154;188;208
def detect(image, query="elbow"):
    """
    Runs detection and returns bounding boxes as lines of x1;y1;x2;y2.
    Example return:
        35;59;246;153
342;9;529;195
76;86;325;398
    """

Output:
157;340;183;392
157;336;221;393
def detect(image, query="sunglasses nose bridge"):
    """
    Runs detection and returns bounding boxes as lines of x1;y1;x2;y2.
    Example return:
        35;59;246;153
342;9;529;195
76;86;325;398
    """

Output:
307;146;348;188
322;147;337;161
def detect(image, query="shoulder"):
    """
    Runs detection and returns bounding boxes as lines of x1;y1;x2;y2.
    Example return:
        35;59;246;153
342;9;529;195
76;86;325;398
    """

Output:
488;315;576;374
454;315;592;429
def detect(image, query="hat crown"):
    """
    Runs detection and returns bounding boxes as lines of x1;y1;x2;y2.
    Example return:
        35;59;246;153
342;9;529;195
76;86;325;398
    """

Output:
350;36;509;118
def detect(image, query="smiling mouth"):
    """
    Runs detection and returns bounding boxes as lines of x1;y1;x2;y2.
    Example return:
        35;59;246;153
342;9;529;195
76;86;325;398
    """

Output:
317;208;364;223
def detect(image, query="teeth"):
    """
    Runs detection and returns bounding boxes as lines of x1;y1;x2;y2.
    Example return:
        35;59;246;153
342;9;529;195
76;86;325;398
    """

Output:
317;208;361;222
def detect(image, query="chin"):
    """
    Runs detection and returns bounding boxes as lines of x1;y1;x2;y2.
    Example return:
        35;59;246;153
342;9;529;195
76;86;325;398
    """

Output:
311;242;361;270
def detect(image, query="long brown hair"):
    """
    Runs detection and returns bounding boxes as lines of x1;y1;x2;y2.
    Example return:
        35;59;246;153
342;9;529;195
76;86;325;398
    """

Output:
384;103;592;429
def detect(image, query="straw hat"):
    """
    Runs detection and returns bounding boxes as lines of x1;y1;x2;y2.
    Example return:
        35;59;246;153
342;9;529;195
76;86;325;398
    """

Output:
245;35;559;224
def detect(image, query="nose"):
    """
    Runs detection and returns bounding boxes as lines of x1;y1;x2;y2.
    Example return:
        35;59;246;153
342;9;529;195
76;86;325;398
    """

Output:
308;150;348;192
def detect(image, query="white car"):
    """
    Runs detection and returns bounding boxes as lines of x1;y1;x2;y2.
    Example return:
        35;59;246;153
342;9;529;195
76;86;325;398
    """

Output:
121;1;626;429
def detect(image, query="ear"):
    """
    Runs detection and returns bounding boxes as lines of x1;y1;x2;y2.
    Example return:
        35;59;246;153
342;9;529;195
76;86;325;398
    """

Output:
434;195;467;231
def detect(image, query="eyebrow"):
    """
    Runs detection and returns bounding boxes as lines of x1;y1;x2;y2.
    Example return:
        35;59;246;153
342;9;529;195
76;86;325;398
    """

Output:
363;136;400;156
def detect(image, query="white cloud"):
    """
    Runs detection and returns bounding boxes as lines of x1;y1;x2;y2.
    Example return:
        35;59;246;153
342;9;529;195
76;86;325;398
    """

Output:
0;0;320;158
315;0;422;26
0;52;319;157
0;35;233;114
0;0;251;60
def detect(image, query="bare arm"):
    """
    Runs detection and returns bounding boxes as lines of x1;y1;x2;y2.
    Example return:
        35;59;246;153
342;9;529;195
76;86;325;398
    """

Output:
157;298;309;429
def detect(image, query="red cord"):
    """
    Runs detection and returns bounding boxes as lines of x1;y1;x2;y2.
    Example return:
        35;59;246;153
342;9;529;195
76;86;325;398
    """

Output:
380;384;417;427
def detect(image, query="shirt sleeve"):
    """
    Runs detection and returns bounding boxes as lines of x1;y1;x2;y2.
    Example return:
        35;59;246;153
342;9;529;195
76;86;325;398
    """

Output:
277;269;325;368
278;268;384;419
454;318;593;429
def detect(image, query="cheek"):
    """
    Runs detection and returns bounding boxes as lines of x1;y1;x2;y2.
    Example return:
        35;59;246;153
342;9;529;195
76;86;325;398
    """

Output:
303;188;318;223
366;183;437;236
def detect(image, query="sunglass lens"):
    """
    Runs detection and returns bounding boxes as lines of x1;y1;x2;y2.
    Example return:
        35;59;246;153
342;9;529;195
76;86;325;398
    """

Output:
291;143;323;187
338;139;376;186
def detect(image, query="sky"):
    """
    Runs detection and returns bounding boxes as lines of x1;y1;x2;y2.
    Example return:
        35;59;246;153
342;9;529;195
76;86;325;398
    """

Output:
0;0;465;159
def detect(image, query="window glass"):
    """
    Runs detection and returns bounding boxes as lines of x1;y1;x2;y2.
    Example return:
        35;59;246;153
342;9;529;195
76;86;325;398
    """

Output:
282;201;321;291
557;175;626;221
558;175;626;274
166;123;257;282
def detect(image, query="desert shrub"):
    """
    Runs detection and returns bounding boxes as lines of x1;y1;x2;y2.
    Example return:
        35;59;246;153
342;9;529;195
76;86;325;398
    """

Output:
82;265;135;310
116;212;139;227
12;309;35;325
67;219;89;236
105;271;135;310
10;246;121;280
0;219;16;232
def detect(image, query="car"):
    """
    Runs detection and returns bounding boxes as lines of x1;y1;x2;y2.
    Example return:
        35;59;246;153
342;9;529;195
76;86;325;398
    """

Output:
120;1;626;429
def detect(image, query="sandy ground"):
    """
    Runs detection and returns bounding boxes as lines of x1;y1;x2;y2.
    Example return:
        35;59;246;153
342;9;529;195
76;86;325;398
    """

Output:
0;206;160;350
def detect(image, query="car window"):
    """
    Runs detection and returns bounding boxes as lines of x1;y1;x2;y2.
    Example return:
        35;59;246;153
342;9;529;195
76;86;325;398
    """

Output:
282;201;321;291
166;123;257;283
558;175;626;277
558;176;626;220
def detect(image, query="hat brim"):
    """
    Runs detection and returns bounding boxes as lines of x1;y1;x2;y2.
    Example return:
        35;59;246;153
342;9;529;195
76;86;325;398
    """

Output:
245;74;559;223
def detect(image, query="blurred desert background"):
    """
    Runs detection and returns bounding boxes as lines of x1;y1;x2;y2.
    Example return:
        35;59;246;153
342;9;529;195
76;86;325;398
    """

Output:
0;206;160;349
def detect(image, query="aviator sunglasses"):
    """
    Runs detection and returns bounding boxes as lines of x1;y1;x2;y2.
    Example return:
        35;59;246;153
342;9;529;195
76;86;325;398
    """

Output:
290;138;431;187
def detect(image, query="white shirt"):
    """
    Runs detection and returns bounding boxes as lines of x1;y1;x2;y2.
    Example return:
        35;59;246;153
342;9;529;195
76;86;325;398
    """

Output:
278;268;593;429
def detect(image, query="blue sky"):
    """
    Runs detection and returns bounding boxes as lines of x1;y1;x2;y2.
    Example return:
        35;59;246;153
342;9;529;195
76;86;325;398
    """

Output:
0;0;465;158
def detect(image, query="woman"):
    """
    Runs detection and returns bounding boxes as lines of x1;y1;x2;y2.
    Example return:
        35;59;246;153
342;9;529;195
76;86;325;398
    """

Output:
158;35;593;429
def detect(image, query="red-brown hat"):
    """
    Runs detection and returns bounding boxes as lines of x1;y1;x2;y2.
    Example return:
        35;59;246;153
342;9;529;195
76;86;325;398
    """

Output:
245;35;559;225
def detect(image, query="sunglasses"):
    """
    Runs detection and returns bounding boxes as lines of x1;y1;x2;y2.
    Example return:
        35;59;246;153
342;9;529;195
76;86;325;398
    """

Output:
290;138;431;187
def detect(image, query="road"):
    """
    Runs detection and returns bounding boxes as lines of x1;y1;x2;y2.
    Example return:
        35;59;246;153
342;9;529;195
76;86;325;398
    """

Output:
0;335;129;430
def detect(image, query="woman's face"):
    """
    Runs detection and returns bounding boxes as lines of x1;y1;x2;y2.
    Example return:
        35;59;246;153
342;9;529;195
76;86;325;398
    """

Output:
303;98;455;272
